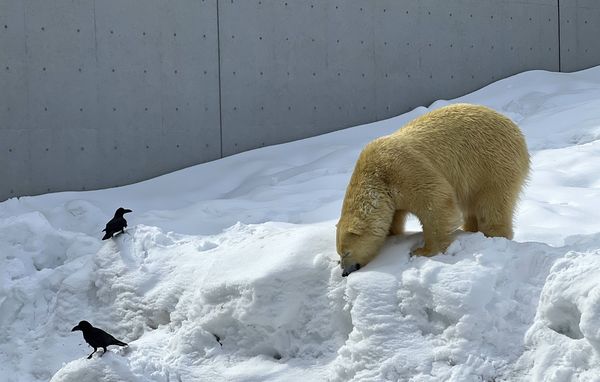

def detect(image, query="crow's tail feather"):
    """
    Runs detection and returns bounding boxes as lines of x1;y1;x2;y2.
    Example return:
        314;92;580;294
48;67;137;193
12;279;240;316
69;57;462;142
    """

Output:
114;340;128;347
102;232;112;240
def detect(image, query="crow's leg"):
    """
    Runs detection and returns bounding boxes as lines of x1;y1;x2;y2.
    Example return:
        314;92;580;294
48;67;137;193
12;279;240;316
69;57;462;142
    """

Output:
100;347;107;357
87;347;97;359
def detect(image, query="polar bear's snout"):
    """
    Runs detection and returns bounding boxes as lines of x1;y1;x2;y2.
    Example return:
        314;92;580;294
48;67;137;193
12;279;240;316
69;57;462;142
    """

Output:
337;227;383;277
341;262;361;277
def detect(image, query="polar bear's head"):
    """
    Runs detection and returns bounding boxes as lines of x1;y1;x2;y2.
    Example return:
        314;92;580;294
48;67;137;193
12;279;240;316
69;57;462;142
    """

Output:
336;216;387;277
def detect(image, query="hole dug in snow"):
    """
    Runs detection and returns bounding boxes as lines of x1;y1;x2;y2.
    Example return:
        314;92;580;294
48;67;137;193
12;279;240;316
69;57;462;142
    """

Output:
251;343;283;360
145;309;172;330
546;299;584;340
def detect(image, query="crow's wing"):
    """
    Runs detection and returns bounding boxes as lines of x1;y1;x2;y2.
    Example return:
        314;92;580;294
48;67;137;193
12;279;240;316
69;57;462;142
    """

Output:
104;219;117;233
106;217;126;232
92;327;127;347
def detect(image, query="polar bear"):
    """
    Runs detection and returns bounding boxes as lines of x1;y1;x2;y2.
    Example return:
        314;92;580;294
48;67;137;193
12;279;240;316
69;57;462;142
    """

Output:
336;103;529;276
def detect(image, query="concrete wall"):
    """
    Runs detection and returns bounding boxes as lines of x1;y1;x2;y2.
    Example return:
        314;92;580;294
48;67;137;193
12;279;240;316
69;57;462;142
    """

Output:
0;0;221;198
0;0;599;200
560;0;600;71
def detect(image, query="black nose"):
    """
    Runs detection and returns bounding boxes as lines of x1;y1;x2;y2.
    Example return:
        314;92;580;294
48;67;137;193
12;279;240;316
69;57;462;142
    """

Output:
342;263;361;277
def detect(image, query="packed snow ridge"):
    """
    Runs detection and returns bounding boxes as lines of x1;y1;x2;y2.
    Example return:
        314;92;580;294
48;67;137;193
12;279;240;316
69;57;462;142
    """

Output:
2;66;600;382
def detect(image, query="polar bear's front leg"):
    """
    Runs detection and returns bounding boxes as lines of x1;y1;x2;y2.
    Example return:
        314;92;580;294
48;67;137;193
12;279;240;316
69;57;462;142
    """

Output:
412;218;455;257
411;246;436;257
389;210;408;235
412;195;460;257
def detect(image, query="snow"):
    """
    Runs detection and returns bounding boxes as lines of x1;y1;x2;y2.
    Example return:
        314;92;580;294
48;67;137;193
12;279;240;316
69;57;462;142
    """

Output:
2;66;600;381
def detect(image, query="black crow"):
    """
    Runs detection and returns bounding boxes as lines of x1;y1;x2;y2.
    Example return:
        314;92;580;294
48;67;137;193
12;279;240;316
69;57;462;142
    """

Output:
102;207;132;240
71;320;128;359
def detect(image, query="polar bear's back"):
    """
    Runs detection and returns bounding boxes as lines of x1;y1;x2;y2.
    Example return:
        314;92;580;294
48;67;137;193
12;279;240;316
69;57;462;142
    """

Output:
388;103;529;202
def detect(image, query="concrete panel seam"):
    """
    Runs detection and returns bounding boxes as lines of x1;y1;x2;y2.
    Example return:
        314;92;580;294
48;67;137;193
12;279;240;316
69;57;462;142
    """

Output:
558;0;562;71
217;0;223;158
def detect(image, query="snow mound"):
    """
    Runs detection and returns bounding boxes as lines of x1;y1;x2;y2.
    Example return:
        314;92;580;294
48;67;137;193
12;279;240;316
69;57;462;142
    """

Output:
3;223;352;381
515;241;600;382
50;354;140;382
330;233;562;381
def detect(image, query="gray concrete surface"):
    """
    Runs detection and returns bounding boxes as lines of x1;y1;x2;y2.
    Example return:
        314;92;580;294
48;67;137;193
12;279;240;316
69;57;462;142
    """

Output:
0;0;598;200
1;0;221;198
560;0;600;72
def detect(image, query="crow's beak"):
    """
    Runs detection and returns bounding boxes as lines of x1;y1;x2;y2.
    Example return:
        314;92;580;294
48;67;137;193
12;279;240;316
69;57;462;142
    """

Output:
124;209;132;214
71;325;80;332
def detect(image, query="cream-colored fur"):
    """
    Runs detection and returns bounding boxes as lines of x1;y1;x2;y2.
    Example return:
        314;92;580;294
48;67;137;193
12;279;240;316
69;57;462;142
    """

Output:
336;103;530;275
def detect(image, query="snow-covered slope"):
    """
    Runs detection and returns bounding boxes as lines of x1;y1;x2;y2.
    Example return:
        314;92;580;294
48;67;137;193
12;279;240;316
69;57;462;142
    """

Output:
2;66;600;382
